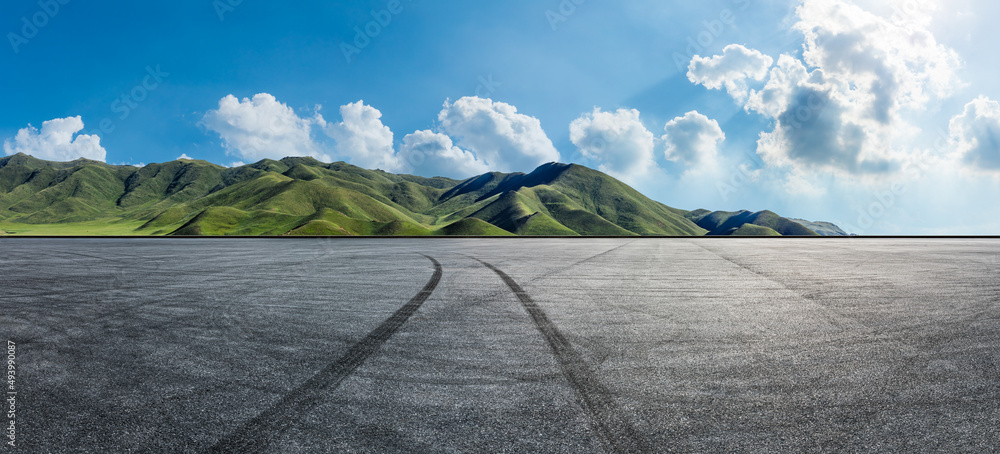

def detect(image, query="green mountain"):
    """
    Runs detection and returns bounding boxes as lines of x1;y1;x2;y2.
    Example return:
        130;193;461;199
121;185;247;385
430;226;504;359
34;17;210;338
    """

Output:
0;154;845;236
789;218;850;236
684;209;842;236
0;154;716;236
731;224;782;236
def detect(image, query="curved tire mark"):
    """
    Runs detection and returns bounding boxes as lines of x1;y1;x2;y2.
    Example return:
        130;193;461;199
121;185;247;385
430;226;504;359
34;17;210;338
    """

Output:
206;254;443;454
688;241;858;331
531;240;637;283
476;259;650;454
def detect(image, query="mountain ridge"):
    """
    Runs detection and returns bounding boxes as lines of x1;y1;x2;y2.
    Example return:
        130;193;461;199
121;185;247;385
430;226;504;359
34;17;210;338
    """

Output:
0;153;844;236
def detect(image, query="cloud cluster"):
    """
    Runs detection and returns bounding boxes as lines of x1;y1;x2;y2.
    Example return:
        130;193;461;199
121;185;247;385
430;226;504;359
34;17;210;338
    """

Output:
750;55;897;174
662;111;725;167
202;93;329;162
569;108;656;179
201;94;559;179
950;96;1000;172
691;0;961;176
567;107;728;180
794;0;958;117
3;116;107;162
687;44;773;101
438;97;561;173
397;130;489;177
325;101;401;172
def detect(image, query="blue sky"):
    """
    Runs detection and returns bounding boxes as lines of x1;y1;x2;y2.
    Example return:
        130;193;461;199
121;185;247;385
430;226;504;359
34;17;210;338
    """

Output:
3;0;999;234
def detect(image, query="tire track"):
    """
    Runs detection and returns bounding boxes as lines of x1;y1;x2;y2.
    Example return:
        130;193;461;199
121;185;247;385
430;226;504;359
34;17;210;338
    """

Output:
476;259;650;454
530;239;637;283
206;254;443;454
688;241;861;332
448;240;635;320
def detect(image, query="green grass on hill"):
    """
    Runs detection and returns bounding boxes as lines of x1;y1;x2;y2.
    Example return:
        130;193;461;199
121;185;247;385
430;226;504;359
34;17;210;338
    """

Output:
516;212;579;236
687;209;821;236
434;218;515;236
0;154;840;237
0;219;148;236
731;224;782;236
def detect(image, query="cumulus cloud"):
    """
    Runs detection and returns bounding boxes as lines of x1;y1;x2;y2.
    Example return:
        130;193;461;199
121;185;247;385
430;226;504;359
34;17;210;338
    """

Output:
325;101;403;172
950;96;1000;171
3;116;106;162
112;161;146;168
662;111;726;167
437;97;560;173
202;93;328;162
793;0;959;119
688;44;773;101
397;130;489;179
750;55;895;174
200;95;557;176
569;107;656;179
177;153;193;160
694;0;961;176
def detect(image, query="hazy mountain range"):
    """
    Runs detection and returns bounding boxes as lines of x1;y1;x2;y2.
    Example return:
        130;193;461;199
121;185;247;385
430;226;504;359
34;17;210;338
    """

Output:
0;153;848;236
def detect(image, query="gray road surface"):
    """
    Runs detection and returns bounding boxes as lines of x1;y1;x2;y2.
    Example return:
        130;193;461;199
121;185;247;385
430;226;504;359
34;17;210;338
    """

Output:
1;238;998;453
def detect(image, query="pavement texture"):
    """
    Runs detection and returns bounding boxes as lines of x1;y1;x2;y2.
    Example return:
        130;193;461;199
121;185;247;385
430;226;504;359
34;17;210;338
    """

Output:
1;238;998;453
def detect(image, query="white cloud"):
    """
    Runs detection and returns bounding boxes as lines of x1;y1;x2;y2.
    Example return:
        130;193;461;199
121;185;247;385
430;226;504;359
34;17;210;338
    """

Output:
200;96;555;176
662;111;726;167
324;101;402;172
687;44;774;101
397;130;489;179
715;0;962;176
569;107;656;180
749;55;896;174
437;97;560;173
228;161;246;168
177;153;193;160
849;0;938;29
794;0;959;118
3;116;106;162
782;170;828;197
950;96;1000;171
202;93;328;162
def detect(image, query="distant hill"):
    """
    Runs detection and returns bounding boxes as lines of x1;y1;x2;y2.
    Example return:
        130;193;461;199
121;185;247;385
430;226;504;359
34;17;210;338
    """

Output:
0;153;846;236
789;219;850;236
0;154;722;236
685;209;844;236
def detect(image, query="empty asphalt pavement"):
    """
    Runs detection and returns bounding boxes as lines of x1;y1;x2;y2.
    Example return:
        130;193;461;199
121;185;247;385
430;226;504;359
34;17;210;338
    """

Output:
1;238;998;452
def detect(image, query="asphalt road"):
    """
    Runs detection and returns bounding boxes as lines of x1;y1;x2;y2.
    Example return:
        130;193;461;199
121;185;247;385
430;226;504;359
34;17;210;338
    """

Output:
1;238;998;453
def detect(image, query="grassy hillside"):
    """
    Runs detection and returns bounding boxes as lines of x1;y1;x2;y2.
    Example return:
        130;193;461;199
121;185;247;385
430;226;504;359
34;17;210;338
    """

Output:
790;218;850;236
0;154;838;236
433;163;705;236
434;218;516;236
686;209;823;236
731;224;782;236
